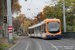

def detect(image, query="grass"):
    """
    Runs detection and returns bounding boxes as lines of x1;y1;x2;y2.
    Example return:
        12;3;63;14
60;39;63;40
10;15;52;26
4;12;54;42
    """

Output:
0;43;11;50
13;36;17;43
0;38;10;50
0;32;19;50
0;38;7;39
0;36;17;50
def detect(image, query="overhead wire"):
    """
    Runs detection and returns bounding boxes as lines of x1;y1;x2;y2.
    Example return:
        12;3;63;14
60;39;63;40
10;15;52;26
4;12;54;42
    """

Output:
26;0;51;18
26;0;32;15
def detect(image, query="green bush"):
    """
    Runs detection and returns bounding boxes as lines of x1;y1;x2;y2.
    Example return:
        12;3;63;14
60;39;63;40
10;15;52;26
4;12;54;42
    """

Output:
21;33;28;36
72;25;75;32
13;36;17;43
14;32;19;35
67;25;75;32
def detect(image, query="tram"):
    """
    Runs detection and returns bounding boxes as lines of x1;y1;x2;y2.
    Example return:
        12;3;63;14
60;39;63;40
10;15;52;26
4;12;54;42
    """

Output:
28;18;62;39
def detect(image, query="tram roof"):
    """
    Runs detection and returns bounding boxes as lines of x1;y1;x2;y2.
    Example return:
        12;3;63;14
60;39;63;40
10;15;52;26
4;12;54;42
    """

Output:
29;18;60;29
29;20;45;29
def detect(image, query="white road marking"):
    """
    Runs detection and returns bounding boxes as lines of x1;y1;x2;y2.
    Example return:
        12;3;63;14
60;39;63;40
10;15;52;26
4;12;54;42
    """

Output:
9;42;19;50
32;39;42;50
25;40;29;50
46;41;58;50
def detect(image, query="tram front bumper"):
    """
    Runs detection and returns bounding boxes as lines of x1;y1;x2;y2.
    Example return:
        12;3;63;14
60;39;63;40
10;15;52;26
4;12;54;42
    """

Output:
46;35;62;39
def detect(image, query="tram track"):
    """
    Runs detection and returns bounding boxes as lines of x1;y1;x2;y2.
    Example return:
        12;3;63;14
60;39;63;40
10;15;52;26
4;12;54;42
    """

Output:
47;39;75;50
31;38;58;50
9;36;75;50
60;38;75;44
32;38;75;50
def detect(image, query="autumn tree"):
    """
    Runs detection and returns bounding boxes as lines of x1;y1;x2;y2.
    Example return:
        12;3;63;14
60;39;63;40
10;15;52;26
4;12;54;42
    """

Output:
13;14;25;31
11;0;21;14
0;0;21;15
33;0;75;32
12;14;33;33
20;21;31;32
0;0;21;37
56;0;75;32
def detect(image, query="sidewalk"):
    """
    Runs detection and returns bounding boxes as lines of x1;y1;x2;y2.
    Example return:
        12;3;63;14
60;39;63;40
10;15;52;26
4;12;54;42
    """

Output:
0;38;9;50
4;37;20;50
0;36;19;50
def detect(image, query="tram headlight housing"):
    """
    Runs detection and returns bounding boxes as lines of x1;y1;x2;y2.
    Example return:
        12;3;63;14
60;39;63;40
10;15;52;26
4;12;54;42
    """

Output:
47;34;50;35
59;33;61;35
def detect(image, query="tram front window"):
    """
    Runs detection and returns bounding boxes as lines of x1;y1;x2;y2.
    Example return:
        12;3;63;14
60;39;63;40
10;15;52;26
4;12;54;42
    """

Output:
47;22;60;33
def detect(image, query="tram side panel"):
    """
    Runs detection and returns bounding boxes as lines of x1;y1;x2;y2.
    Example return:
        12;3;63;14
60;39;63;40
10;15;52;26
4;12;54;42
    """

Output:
41;23;46;39
28;19;62;39
34;32;37;37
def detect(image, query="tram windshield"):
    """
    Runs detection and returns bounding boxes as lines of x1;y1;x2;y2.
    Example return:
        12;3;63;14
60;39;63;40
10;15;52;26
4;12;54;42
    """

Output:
47;22;60;33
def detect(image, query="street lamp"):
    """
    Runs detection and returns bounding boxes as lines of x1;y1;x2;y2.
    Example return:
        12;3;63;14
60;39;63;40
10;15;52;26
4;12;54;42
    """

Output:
23;22;25;34
37;14;40;23
63;0;66;32
46;6;48;18
45;2;49;18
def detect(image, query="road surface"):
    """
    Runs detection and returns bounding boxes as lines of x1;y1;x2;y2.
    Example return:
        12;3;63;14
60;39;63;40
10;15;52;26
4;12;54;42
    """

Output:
10;36;75;50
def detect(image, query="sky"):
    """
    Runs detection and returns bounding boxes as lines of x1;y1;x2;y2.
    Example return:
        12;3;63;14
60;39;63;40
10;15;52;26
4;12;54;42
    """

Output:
13;0;57;19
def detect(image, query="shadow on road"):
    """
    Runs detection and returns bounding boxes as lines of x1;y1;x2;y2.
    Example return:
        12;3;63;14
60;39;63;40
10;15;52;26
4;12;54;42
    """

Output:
29;37;61;40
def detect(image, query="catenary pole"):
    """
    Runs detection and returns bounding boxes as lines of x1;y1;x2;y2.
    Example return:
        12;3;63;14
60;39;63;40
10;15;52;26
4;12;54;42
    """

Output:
23;22;25;34
37;14;40;23
46;6;47;18
7;0;13;43
63;0;66;32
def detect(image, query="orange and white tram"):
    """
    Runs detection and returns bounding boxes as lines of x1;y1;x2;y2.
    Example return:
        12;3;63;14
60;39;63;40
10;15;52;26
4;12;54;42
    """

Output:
28;18;62;39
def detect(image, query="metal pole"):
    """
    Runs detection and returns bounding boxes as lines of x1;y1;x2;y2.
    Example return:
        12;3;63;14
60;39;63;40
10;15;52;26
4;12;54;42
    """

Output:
6;24;8;38
63;0;66;32
7;0;13;44
46;6;47;18
23;22;25;34
37;14;39;23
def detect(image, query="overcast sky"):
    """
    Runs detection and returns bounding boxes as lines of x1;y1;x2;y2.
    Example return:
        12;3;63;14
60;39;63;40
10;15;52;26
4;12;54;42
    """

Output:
13;0;57;19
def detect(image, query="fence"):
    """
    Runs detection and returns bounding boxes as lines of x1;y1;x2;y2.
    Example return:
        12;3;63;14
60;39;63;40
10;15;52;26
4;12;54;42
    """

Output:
62;32;75;38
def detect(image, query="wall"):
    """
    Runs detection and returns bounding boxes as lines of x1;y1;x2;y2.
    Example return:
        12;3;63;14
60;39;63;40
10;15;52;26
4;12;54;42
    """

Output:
62;32;75;38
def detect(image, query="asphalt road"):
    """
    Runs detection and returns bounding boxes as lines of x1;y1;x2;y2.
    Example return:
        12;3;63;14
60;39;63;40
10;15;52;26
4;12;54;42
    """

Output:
10;36;75;50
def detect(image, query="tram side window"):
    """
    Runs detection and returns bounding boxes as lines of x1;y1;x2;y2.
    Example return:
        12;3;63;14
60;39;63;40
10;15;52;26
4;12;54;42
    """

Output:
32;29;34;33
42;24;44;32
39;26;41;32
37;26;41;33
28;29;30;34
30;29;32;34
42;23;46;33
